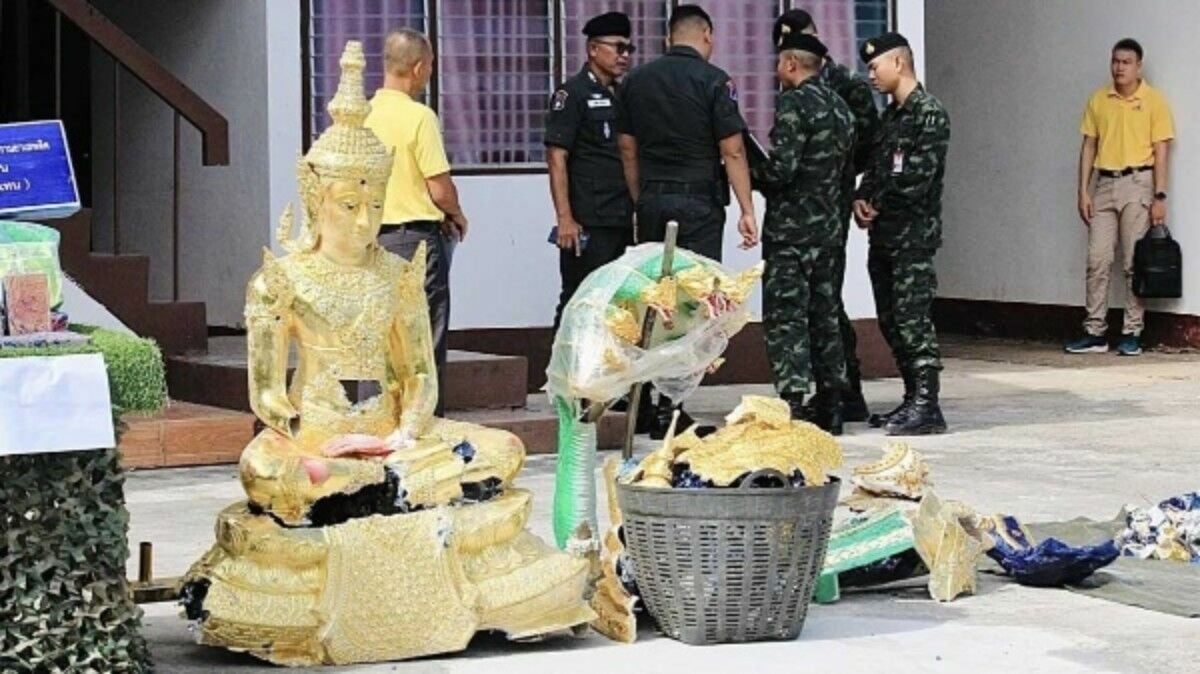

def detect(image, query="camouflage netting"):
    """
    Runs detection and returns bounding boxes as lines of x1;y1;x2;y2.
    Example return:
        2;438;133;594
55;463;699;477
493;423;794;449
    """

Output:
0;326;164;673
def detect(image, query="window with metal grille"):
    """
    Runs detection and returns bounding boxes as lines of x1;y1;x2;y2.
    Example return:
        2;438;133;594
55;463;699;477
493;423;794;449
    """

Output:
561;0;670;74
307;0;425;139
304;0;890;169
436;0;554;167
704;1;786;143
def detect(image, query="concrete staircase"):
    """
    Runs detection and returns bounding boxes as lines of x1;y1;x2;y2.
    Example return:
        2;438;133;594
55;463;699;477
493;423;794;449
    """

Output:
44;209;207;354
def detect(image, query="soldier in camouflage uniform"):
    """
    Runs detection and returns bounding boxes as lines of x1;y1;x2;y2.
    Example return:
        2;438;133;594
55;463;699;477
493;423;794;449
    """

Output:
853;32;950;435
751;32;854;435
774;9;881;424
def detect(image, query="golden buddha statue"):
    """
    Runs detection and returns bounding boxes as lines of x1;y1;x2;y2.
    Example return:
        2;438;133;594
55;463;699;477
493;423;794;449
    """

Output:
180;41;594;666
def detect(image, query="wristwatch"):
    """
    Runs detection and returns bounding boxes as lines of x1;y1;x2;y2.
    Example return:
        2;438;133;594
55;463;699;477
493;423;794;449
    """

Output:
1154;191;1168;201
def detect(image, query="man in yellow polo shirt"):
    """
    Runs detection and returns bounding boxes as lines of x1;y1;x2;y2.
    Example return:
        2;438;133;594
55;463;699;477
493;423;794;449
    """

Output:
365;29;468;414
1067;38;1174;356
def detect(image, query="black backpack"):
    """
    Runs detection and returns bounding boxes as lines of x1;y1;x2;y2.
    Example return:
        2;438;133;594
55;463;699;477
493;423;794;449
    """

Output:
1133;226;1182;298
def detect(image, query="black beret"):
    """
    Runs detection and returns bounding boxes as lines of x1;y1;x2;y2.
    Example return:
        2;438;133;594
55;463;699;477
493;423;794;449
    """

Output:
860;32;910;63
778;33;827;58
772;9;815;47
583;11;631;39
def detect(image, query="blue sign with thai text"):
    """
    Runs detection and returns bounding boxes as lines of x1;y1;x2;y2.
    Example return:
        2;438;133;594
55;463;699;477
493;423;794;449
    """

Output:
0;120;80;221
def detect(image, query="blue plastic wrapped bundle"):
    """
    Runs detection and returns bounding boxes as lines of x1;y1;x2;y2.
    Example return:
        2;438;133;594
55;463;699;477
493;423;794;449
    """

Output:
1117;491;1200;562
984;515;1120;587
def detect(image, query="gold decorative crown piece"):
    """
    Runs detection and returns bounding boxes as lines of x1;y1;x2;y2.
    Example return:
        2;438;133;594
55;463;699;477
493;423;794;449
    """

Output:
303;40;392;183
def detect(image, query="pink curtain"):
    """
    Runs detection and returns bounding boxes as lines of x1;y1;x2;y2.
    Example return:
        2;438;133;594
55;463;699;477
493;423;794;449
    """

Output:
437;0;552;166
307;1;883;162
561;0;671;74
706;1;785;142
309;0;424;138
802;0;857;67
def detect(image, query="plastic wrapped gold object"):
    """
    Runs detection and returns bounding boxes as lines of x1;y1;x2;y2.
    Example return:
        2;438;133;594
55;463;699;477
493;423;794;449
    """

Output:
180;41;593;666
546;244;763;404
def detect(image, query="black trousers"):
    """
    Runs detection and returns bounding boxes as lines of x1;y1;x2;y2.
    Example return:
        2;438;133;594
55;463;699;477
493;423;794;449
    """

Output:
377;222;456;417
554;226;632;330
636;192;725;262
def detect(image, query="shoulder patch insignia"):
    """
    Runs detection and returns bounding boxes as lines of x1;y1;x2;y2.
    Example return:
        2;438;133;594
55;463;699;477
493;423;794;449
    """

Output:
726;79;738;102
552;89;569;111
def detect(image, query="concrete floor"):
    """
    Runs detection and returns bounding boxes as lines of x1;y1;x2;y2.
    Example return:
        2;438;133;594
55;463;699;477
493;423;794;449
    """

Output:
127;337;1200;673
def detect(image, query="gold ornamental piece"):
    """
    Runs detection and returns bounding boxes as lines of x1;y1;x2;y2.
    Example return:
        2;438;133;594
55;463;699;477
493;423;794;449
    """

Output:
626;395;843;488
909;491;985;602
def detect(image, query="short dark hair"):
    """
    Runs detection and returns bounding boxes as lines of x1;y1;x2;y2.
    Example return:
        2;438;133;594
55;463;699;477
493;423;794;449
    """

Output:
1113;38;1143;61
669;4;712;35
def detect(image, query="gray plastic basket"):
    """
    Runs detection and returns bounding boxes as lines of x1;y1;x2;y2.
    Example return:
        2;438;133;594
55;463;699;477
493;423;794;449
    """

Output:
616;475;840;645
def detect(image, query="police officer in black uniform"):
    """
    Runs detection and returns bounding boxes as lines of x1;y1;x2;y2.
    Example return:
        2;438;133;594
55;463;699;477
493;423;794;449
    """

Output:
545;12;636;329
616;4;759;439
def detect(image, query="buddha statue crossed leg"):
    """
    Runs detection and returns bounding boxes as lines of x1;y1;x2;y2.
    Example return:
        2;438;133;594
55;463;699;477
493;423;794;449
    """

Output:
180;41;593;667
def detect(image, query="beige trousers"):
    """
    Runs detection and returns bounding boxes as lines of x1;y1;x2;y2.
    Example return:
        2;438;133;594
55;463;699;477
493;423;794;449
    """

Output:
1085;171;1153;336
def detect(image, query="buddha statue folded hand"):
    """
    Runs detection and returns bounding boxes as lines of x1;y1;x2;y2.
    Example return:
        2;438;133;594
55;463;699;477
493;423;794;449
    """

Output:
180;41;593;667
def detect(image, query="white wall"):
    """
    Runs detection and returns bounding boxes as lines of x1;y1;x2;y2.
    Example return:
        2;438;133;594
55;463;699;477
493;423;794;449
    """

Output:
90;0;301;327
896;0;925;78
449;176;877;330
926;0;1195;315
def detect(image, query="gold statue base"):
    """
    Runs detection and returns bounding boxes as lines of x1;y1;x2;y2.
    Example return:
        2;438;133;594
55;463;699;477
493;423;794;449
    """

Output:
182;491;595;666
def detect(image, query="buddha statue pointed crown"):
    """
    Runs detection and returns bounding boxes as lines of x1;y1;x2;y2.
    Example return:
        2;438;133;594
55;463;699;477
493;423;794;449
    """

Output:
304;40;392;182
285;40;393;252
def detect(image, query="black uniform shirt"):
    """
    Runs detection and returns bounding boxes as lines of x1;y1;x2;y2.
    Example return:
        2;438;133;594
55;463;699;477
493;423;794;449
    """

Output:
544;65;632;227
615;45;747;183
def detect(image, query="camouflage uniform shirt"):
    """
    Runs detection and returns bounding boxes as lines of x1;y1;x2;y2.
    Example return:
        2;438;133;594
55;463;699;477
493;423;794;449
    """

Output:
820;58;881;178
752;77;854;247
856;85;950;251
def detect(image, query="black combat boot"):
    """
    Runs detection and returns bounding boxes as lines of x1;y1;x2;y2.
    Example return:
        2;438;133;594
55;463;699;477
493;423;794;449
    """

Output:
810;387;844;436
648;394;716;440
842;370;870;423
885;368;947;436
783;391;807;421
868;368;915;428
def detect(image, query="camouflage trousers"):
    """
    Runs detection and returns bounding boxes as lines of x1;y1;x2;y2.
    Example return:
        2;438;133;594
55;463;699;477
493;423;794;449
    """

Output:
828;218;862;381
867;247;942;371
764;243;847;397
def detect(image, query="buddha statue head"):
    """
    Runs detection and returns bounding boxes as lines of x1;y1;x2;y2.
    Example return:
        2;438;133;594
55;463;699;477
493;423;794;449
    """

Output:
283;41;392;261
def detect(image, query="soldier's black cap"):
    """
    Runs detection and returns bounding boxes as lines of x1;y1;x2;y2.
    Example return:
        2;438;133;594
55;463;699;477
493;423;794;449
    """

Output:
777;33;827;58
860;32;910;64
772;9;815;47
582;11;631;38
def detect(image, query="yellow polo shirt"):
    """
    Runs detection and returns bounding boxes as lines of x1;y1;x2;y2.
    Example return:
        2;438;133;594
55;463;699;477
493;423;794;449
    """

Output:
364;89;451;223
1080;80;1174;171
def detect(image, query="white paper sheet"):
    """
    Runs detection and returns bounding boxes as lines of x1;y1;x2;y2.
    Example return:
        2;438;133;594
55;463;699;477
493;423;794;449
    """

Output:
0;354;115;455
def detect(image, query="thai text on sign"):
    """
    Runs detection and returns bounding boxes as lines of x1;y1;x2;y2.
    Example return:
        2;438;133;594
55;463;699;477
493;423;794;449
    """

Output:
0;120;80;221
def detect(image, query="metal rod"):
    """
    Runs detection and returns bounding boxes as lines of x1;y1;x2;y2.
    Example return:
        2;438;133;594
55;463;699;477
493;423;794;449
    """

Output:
172;111;181;301
137;542;153;584
622;221;680;460
112;62;121;254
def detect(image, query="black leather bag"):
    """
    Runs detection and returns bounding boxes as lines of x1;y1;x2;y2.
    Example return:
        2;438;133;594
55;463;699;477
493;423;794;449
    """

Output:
1133;225;1182;298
